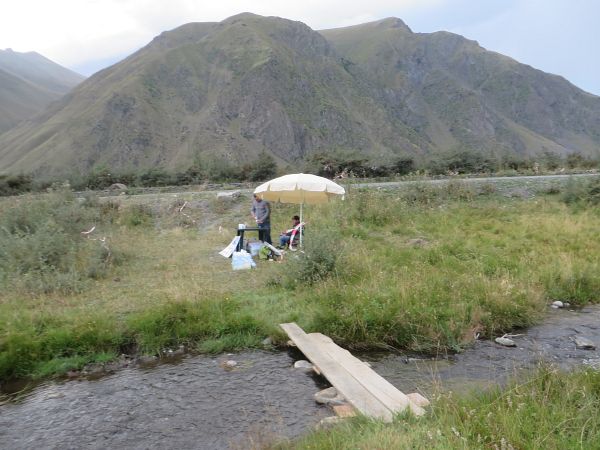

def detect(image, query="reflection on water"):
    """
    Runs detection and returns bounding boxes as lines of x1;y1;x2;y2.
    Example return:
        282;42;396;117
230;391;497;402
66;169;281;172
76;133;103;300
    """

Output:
0;306;598;449
0;350;329;449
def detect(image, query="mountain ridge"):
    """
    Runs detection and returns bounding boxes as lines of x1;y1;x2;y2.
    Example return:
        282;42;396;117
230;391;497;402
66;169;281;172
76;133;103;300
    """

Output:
0;49;85;134
0;14;598;176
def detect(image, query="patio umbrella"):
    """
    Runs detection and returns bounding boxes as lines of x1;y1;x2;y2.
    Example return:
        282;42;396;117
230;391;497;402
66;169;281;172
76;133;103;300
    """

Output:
253;173;346;247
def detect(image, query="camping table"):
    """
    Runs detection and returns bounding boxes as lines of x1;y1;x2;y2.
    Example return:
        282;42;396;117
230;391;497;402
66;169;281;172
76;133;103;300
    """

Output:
236;226;270;251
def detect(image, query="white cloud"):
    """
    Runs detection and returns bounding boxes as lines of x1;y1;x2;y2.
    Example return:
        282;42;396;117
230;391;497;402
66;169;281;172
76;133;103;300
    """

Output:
0;0;441;67
3;0;596;94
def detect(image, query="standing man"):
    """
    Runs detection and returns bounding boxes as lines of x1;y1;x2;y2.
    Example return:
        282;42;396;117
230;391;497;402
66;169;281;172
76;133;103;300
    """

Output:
251;194;272;244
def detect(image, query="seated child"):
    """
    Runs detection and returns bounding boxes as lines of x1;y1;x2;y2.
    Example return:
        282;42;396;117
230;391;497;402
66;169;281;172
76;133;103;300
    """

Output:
279;215;301;248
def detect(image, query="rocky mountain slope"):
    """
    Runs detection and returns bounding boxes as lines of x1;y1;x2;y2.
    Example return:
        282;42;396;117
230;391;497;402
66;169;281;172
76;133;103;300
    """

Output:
0;13;598;176
0;49;84;133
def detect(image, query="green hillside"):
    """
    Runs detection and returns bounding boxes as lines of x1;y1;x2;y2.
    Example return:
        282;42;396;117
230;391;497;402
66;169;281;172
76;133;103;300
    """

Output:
0;49;84;133
1;14;598;176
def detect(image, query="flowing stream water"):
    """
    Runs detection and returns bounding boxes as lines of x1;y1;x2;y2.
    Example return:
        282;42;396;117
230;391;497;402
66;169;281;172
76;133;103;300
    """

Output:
1;306;598;449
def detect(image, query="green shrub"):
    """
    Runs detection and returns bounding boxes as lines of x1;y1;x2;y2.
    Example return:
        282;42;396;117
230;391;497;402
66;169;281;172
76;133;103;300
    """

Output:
0;174;33;196
288;230;339;285
0;191;117;294
120;204;154;227
561;177;600;206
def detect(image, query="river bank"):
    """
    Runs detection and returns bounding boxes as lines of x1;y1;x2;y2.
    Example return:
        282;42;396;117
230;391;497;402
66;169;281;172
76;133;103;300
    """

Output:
1;305;598;449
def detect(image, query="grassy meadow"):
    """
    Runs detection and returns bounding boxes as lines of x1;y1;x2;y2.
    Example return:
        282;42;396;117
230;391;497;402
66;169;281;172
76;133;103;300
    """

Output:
0;178;599;382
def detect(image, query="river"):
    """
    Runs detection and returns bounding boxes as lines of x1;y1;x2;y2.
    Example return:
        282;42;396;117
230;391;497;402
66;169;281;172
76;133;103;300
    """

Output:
1;305;598;449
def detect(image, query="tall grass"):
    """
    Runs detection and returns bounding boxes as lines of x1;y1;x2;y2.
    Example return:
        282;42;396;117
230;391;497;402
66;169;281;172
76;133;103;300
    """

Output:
1;183;599;380
0;190;119;294
283;366;600;449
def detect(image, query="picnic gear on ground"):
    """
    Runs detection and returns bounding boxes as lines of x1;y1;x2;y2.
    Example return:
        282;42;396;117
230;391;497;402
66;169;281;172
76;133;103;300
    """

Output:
246;240;264;256
235;225;266;252
231;250;256;270
219;236;241;258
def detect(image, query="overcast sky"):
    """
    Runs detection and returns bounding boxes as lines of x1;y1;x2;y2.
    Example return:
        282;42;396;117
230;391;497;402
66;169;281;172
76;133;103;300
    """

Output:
1;0;598;95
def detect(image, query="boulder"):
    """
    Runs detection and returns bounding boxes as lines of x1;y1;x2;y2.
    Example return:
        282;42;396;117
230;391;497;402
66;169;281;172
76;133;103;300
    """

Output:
495;337;517;347
109;183;127;190
574;336;596;350
216;190;241;200
316;416;344;429
294;360;314;371
314;387;347;405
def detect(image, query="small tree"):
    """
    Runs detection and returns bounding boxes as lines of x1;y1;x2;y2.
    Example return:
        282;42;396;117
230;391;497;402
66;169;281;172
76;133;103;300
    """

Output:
247;151;277;181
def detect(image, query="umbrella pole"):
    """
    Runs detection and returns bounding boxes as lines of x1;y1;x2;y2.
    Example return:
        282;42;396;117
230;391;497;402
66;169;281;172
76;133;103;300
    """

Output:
300;203;303;247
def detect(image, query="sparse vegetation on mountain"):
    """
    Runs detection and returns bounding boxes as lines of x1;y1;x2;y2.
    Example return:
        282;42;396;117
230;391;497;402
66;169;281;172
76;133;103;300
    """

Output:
0;14;598;177
0;49;84;133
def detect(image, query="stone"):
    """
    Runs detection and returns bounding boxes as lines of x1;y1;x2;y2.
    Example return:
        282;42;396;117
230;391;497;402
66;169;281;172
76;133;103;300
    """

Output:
407;238;428;247
137;355;158;365
216;191;240;200
45;391;65;399
294;360;314;371
333;404;356;417
218;359;238;371
573;336;596;350
261;337;273;346
286;340;297;347
172;345;185;356
109;183;127;190
495;337;517;347
552;301;564;308
314;387;347;406
316;416;344;429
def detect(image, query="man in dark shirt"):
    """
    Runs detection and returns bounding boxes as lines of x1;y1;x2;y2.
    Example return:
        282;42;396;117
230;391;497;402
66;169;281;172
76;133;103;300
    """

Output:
251;194;272;244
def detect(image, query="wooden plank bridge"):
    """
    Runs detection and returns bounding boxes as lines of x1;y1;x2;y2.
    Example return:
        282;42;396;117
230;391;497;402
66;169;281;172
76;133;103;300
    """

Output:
280;322;427;422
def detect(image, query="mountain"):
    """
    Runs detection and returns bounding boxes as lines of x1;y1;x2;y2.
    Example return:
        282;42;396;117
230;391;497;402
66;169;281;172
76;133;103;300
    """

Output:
320;18;600;157
0;49;85;133
0;14;598;176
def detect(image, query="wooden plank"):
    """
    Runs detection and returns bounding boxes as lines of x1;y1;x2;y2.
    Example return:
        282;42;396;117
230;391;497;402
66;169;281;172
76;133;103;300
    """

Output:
309;333;425;417
407;392;430;408
280;323;394;421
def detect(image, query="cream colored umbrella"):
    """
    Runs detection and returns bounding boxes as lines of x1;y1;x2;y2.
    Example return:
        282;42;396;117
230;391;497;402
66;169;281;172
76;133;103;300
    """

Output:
253;173;346;246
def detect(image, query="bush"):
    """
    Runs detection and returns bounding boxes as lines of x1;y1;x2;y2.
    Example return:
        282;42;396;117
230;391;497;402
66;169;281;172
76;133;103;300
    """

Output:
0;191;118;293
428;149;497;175
561;177;600;206
0;174;33;196
120;204;154;227
244;151;277;181
288;230;339;285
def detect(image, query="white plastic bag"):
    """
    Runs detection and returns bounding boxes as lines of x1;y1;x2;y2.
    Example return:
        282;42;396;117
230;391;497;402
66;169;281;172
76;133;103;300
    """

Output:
231;250;256;270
